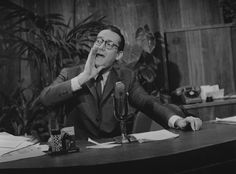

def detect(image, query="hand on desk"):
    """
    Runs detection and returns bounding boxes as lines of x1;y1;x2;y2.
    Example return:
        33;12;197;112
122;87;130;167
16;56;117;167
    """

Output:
175;116;202;131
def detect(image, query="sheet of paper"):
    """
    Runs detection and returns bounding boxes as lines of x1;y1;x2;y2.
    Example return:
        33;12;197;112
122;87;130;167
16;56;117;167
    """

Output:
130;129;179;143
0;144;46;163
86;130;179;148
86;138;121;149
216;116;236;124
35;144;49;152
86;144;121;149
0;132;31;148
0;132;34;156
0;141;34;156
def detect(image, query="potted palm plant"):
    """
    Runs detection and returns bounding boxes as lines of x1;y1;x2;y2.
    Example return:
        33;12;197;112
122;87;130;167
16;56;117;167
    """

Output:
0;0;106;140
221;0;236;24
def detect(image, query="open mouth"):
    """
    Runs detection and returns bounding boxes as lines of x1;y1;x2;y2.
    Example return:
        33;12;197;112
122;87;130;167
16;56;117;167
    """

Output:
96;53;105;58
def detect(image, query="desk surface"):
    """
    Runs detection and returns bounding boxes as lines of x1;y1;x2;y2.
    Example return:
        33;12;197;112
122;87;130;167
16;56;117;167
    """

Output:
1;122;236;173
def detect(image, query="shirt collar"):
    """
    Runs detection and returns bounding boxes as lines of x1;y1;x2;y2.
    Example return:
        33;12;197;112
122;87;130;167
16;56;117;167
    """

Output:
101;71;110;83
95;71;110;83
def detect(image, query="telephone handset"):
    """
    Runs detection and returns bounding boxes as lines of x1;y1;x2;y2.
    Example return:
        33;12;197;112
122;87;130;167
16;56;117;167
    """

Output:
173;86;202;104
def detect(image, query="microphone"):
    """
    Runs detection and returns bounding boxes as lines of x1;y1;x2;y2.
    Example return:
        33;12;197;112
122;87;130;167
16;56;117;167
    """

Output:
113;81;128;121
113;82;136;144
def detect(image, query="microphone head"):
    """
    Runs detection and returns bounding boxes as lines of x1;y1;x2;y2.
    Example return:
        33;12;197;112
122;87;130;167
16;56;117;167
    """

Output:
114;81;125;98
113;81;128;119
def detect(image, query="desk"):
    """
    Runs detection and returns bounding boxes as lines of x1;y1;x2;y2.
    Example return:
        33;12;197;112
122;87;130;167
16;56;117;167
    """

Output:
0;122;236;174
181;98;236;121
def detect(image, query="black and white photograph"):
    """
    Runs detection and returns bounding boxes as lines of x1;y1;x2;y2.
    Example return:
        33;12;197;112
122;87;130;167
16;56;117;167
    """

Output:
0;0;236;173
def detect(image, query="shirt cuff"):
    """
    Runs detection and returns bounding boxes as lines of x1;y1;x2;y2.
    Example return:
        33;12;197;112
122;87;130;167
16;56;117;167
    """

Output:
71;75;83;91
168;115;182;128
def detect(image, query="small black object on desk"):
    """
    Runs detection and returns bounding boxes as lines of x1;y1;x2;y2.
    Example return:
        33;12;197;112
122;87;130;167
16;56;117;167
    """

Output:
206;96;213;102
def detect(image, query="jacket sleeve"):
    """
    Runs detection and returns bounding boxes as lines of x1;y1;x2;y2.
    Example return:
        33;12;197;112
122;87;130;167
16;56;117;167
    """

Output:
40;68;75;106
128;72;177;127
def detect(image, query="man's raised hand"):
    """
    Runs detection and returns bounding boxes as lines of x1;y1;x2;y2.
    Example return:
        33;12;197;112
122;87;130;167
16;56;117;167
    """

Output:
81;46;104;81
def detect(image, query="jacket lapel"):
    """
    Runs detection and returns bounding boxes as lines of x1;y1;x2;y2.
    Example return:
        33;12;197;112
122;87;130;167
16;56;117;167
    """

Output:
86;78;99;101
101;67;119;104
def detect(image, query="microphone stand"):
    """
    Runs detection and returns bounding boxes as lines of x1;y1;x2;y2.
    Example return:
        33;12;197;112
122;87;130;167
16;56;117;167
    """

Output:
113;93;136;144
119;116;130;143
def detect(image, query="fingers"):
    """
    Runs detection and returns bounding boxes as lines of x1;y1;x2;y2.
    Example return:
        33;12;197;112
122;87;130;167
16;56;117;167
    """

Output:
186;118;194;131
186;116;202;131
185;117;195;131
87;46;98;65
84;46;99;77
194;117;202;130
90;45;99;56
175;116;202;131
89;65;105;79
175;118;187;130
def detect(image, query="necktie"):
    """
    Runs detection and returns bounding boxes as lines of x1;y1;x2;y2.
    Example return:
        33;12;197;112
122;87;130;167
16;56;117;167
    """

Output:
95;74;103;101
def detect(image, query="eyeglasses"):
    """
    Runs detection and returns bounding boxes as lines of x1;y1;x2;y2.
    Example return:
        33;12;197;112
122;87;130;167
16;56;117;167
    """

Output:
95;37;119;50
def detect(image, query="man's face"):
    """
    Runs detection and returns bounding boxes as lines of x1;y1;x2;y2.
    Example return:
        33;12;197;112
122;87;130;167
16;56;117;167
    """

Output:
93;29;123;69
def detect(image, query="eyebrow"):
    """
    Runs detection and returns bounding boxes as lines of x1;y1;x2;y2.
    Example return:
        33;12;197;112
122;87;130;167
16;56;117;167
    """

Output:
97;37;118;45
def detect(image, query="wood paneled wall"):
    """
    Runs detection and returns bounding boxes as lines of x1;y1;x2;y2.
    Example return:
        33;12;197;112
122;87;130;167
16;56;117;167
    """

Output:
158;0;223;30
0;0;226;96
165;24;236;94
156;0;224;91
73;0;160;64
22;0;161;64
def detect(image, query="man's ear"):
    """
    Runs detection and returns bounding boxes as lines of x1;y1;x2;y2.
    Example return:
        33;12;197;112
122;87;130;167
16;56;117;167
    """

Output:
116;51;123;61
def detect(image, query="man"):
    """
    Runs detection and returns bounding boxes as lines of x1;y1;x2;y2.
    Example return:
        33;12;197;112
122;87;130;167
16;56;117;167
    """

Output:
40;25;202;140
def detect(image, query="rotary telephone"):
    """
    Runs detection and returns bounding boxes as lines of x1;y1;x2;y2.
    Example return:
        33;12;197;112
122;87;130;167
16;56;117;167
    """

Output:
173;86;202;104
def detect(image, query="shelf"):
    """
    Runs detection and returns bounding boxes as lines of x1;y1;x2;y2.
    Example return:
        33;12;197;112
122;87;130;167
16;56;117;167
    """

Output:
181;98;236;110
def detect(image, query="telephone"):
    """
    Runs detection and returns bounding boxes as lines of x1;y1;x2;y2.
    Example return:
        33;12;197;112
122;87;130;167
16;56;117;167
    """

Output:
172;86;202;104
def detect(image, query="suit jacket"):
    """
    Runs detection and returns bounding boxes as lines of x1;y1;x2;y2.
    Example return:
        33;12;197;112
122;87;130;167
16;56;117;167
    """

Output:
40;63;177;139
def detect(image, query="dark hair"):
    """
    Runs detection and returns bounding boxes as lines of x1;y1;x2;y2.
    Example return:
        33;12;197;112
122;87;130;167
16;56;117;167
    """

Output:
103;25;125;51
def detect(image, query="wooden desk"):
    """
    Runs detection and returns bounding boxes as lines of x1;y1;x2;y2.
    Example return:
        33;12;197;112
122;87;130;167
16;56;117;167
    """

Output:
0;122;236;174
181;98;236;121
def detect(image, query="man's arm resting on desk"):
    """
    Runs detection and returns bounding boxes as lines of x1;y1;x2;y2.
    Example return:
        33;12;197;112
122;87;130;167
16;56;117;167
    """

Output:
169;115;202;131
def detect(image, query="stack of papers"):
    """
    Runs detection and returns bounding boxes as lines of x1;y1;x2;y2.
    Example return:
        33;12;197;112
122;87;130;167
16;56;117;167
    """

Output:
0;132;46;163
215;116;236;124
0;132;34;156
200;85;224;100
86;139;121;149
86;129;179;149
